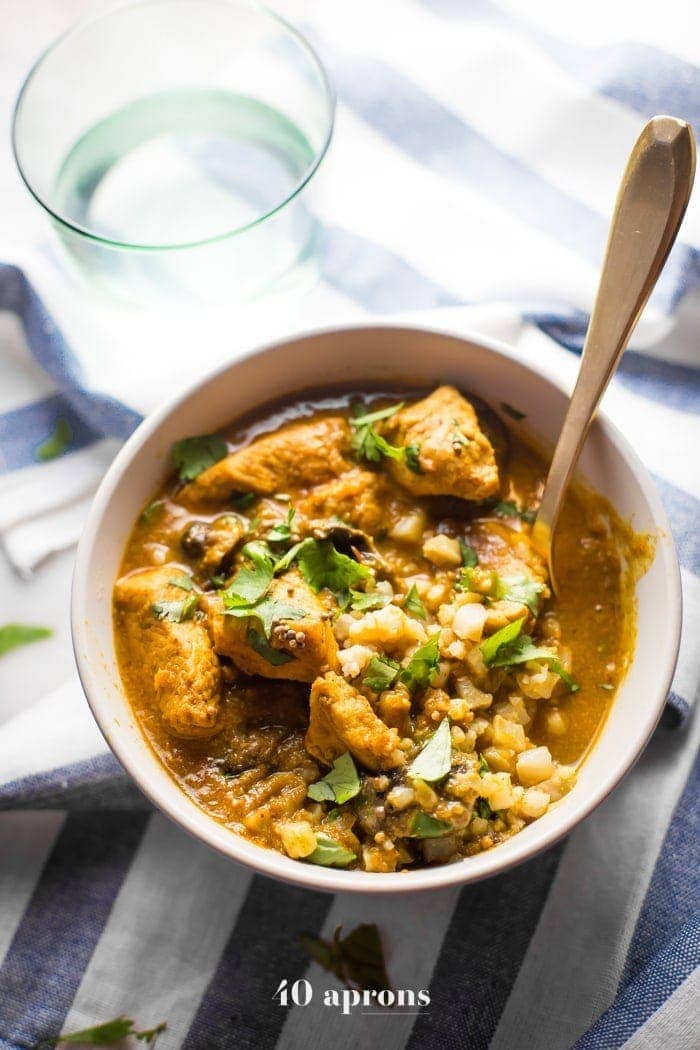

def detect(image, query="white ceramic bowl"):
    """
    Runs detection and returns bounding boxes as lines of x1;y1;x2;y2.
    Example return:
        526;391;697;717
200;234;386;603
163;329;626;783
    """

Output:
72;324;681;894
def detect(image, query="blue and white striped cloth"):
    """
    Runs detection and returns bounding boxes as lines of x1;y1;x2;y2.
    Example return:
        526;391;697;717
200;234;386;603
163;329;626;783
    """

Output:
1;2;698;1047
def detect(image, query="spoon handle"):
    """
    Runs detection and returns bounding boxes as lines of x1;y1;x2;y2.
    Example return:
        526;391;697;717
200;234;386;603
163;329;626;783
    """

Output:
533;116;696;578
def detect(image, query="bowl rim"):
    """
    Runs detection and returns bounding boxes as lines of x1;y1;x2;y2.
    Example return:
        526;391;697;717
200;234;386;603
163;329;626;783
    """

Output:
12;0;336;252
71;321;682;894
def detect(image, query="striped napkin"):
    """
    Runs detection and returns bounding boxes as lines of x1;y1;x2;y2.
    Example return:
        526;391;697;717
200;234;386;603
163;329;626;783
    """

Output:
1;2;698;1048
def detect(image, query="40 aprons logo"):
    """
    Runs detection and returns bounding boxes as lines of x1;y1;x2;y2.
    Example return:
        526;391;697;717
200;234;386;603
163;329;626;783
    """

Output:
273;978;431;1015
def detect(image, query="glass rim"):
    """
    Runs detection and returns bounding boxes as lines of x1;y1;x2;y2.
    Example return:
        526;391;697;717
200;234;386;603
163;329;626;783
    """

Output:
11;0;335;252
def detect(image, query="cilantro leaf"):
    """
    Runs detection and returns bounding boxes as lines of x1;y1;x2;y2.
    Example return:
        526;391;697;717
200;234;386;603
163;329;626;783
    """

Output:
267;507;296;545
400;633;441;692
140;499;164;525
308;752;361;805
247;627;294;665
481;619;579;691
352;423;405;464
151;595;198;622
475;797;494;820
168;574;194;592
408;811;453;838
478;753;490;776
0;623;52;656
173;434;227;482
224;594;306;639
286;538;371;598
230;491;256;511
362;655;401;692
349;589;390;612
300;923;390;992
405;443;422;473
459;539;478;568
351;403;404;427
36;418;72;462
403;584;426;620
480;617;526;664
492;499;536;524
36;1016;167;1047
492;574;544;615
306;833;356;867
222;541;275;606
407;718;452;782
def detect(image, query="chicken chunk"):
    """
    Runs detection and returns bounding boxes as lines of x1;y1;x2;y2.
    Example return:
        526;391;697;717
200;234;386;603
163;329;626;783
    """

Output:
206;571;338;682
180;417;353;507
306;672;406;771
297;467;410;536
114;566;221;738
381;386;499;501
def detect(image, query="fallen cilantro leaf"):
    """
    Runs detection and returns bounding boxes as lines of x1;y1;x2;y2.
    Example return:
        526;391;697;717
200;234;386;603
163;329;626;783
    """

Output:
459;539;478;568
408;811;453;838
350;402;404;427
362;655;401;692
168;574;194;592
173;434;227;482
499;402;527;421
403;584;426;620
35;418;72;462
482;620;579;692
231;492;256;510
300;923;390;992
308;752;361;805
0;623;52;657
151;595;198;623
475;797;494;820
224;594;306;640
352;423;405;464
306;833;356;868
407;718;452;782
478;753;490;776
36;1016;167;1048
400;633;441;692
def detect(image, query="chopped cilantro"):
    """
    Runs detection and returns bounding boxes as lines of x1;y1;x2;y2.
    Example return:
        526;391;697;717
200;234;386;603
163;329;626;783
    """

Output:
209;574;226;588
481;618;579;691
36;1016;166;1047
492;574;544;615
300;923;390;991
408;811;453;838
492;499;536;524
222;541;275;606
168;574;194;592
459;539;478;568
0;623;52;656
405;443;422;473
475;797;494;820
172;434;227;482
140;499;164;525
352;422;405;464
224;593;306;640
35;417;72;462
451;419;468;448
230;491;256;510
403;584;426;620
400;633;441;692
478;753;490;776
284;538;371;599
306;832;356;868
349;589;390;612
151;595;198;623
480;617;526;664
499;402;527;421
363;655;401;692
407;718;451;782
247;627;294;665
350;402;404;427
308;752;361;805
267;507;296;545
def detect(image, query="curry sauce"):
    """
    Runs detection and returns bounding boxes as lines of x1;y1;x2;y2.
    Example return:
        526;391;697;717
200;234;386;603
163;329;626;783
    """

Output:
114;386;641;872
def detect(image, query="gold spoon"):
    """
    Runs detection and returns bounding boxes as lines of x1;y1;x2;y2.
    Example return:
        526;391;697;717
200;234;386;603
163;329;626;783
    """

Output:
532;116;696;593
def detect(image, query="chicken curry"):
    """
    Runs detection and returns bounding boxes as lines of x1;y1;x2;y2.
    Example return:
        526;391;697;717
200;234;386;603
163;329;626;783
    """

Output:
114;386;638;872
